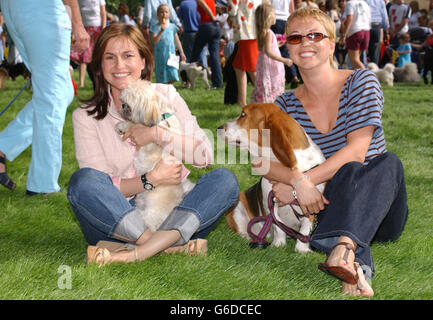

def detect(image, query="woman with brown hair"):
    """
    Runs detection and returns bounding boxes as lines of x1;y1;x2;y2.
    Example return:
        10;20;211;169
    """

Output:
67;23;239;266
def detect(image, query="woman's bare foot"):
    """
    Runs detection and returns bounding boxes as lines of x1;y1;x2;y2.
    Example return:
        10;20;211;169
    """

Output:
342;263;374;297
325;237;357;279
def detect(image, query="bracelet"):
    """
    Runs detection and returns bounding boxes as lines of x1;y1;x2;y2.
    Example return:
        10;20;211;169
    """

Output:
292;174;310;199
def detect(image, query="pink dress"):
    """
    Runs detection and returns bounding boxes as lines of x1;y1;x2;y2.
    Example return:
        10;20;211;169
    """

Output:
250;30;286;103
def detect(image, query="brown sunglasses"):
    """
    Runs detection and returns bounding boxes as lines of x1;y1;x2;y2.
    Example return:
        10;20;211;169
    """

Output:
286;32;329;45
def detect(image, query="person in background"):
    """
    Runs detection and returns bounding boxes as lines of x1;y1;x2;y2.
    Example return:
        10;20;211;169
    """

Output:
339;0;371;69
178;0;207;65
118;2;136;26
251;3;293;103
228;0;261;105
408;1;421;30
0;12;5;62
0;0;89;195
388;0;411;47
190;0;223;89
70;0;106;88
142;0;182;30
365;0;390;65
396;32;412;66
270;0;300;88
151;4;186;83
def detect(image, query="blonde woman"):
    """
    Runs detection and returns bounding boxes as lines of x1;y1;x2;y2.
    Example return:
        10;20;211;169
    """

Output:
256;8;408;297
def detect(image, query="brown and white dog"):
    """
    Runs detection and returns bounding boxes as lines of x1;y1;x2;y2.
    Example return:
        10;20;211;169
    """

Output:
218;103;326;253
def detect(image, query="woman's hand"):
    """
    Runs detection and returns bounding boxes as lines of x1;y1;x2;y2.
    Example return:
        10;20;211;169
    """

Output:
123;124;157;148
294;178;329;216
146;156;183;187
269;180;296;207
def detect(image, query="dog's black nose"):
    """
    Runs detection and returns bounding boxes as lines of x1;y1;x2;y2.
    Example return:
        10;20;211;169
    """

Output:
217;124;225;130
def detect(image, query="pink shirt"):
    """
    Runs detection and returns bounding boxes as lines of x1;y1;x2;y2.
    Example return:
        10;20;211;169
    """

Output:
72;83;213;190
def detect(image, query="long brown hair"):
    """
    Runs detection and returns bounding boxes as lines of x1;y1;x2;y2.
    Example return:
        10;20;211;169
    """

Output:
82;23;154;120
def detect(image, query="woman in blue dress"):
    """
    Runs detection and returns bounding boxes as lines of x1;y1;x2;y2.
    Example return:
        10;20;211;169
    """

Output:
151;4;186;83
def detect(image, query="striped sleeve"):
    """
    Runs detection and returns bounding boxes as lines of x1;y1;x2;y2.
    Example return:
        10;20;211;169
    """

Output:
345;69;384;136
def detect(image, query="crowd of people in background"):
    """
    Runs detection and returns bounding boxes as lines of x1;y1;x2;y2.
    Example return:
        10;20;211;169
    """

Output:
2;0;433;98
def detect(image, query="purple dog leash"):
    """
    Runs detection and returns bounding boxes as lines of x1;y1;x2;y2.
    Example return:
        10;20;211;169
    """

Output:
247;191;310;249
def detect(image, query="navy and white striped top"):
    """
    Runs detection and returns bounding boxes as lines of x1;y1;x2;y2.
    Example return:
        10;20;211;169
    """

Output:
275;69;386;165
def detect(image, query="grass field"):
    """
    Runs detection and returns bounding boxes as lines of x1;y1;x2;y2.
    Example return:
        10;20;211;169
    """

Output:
0;72;432;301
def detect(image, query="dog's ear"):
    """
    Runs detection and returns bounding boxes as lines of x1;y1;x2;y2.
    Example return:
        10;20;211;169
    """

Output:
267;113;309;169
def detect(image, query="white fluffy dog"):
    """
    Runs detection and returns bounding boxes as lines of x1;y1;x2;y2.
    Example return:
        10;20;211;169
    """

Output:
368;62;395;86
115;80;195;232
179;61;210;89
394;62;421;82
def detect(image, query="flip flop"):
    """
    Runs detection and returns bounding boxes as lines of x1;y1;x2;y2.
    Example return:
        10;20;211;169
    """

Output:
318;242;359;285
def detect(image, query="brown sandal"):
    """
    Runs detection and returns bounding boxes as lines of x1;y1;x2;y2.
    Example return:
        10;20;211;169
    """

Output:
86;241;138;267
163;239;208;256
318;242;359;285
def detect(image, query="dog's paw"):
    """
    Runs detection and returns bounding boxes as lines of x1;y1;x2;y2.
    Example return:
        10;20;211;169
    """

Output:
271;238;287;247
295;241;312;253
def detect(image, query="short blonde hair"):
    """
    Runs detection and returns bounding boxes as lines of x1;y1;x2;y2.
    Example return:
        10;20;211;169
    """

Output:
285;7;336;42
285;7;336;67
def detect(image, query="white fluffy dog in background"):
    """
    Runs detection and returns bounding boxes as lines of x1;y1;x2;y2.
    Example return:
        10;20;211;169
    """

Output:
115;80;195;231
179;61;211;89
394;62;421;82
368;62;395;86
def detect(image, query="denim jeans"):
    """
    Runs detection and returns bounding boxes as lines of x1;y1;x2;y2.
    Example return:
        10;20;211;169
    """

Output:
310;152;408;278
67;168;239;246
181;31;208;67
190;22;222;88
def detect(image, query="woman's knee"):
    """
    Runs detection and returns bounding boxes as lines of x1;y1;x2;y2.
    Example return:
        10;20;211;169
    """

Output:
67;168;111;198
338;161;364;175
206;168;240;200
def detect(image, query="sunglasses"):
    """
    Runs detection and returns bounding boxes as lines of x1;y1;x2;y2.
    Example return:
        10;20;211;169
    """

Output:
286;32;329;45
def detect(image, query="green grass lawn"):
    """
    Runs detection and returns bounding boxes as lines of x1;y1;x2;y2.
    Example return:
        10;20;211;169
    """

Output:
0;72;432;300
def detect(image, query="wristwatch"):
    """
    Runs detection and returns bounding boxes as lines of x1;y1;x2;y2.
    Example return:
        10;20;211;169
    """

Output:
141;173;154;190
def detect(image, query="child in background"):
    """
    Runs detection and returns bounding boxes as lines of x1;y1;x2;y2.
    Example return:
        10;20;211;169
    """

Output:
151;4;186;84
396;33;412;67
251;3;293;103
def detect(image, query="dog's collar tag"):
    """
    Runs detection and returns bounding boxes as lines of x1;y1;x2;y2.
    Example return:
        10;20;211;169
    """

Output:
161;113;173;121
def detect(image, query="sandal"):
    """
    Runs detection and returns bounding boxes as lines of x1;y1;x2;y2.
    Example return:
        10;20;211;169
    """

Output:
86;242;138;267
163;239;208;256
318;242;359;285
0;155;16;190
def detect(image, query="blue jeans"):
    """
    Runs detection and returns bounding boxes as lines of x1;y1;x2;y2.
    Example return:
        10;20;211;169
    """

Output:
190;22;222;88
67;168;239;246
0;0;73;193
181;31;208;67
310;152;408;278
